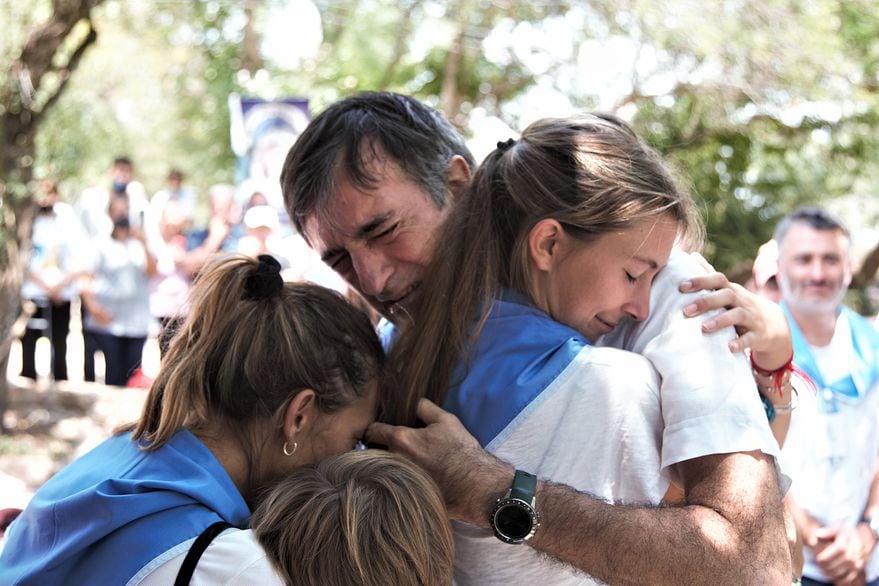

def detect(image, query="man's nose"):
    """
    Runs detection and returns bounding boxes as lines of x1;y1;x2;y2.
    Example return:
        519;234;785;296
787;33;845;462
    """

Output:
351;250;392;298
808;259;826;281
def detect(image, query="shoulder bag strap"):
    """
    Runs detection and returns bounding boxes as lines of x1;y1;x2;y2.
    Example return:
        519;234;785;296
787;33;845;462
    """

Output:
173;521;234;586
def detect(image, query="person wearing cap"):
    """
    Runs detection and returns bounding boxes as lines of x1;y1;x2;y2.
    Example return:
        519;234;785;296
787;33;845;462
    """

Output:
750;238;783;304
774;206;879;586
237;205;290;268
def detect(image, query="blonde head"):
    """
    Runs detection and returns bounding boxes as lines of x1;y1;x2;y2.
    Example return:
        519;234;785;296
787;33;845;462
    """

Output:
252;450;453;586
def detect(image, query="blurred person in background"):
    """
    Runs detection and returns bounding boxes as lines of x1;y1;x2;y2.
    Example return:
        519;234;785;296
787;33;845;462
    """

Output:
149;168;198;229
187;184;242;254
80;196;156;387
18;180;83;383
237;205;290;267
77;156;150;382
774;207;879;586
149;200;194;358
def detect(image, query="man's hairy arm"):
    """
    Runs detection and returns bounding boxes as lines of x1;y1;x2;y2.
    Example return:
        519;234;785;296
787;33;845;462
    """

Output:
368;400;792;585
531;452;791;585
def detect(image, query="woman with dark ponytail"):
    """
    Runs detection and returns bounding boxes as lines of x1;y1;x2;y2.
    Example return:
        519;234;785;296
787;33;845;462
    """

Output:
0;254;385;585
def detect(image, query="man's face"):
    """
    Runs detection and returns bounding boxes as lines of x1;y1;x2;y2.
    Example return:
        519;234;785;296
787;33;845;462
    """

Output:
111;163;133;185
777;222;851;314
303;156;452;322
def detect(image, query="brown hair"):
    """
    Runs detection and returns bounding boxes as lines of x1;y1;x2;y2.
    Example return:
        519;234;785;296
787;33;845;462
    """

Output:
280;92;475;237
129;254;384;466
388;113;703;424
252;450;453;586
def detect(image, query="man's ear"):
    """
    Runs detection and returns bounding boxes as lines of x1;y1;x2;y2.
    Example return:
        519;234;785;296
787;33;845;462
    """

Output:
528;219;565;272
284;389;317;439
445;155;472;204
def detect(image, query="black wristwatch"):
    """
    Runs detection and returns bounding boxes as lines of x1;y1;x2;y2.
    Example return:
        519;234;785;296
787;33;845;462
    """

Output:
489;470;540;544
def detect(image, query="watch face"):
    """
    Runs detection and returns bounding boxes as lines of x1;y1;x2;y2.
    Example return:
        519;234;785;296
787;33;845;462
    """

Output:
495;501;534;540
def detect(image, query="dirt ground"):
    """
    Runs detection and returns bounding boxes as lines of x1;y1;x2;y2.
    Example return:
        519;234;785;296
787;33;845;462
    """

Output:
0;378;147;507
0;329;157;509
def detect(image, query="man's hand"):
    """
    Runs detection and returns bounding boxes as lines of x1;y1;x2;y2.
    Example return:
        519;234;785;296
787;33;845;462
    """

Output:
366;399;513;526
680;270;792;370
811;525;875;585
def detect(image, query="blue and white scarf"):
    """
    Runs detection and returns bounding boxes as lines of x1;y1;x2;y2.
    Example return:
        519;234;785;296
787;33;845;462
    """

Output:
783;303;879;412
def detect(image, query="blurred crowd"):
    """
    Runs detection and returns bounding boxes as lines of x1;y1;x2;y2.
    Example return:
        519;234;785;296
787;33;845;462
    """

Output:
17;156;350;388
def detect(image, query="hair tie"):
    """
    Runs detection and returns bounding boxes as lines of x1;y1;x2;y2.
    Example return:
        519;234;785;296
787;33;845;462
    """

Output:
496;138;516;152
243;254;283;300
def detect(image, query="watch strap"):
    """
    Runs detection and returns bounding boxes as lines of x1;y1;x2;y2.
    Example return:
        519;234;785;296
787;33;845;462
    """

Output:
509;470;538;503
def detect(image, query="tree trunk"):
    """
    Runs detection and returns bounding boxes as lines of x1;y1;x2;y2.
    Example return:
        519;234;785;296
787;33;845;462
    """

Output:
852;240;879;290
242;0;264;75
0;0;104;431
439;27;465;121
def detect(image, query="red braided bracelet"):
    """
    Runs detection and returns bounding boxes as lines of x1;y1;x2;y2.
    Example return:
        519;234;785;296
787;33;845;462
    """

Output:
750;351;794;399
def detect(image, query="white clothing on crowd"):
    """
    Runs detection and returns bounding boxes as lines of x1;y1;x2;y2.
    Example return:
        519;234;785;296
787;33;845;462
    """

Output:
22;202;83;302
78;181;150;240
84;236;153;338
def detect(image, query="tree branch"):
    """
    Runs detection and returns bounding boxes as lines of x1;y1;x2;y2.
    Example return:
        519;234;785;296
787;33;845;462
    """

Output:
16;0;102;97
852;240;879;289
377;0;423;91
34;22;97;124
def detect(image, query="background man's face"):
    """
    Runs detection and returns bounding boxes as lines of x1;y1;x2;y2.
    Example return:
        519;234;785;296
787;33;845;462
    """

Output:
304;156;450;322
111;163;133;185
777;222;851;314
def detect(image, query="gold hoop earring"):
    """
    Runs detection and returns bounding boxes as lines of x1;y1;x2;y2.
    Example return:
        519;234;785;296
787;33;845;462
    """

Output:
283;441;298;457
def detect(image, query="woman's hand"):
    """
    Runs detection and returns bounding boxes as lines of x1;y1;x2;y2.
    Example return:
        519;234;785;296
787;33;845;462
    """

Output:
679;270;792;372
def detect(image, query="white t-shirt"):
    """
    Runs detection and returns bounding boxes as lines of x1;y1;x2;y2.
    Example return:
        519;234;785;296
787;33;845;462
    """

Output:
454;347;667;585
781;312;879;582
84;237;153;337
22;202;84;302
134;528;283;586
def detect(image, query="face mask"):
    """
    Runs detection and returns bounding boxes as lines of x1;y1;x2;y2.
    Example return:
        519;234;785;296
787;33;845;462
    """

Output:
112;181;129;195
114;217;131;230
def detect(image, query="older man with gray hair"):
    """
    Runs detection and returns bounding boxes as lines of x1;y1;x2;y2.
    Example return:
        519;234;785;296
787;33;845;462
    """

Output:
775;206;879;586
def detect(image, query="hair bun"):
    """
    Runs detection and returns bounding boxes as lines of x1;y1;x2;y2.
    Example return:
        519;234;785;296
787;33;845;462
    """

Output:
243;254;283;300
496;138;516;152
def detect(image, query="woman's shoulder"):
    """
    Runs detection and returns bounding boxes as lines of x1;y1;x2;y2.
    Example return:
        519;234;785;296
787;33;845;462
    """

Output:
572;345;660;389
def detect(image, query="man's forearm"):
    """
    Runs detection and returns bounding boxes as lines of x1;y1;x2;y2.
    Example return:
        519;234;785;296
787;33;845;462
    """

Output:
523;453;791;585
529;485;787;584
366;403;791;584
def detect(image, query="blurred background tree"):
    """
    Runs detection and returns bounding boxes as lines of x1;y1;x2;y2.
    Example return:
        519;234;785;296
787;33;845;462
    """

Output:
3;0;879;417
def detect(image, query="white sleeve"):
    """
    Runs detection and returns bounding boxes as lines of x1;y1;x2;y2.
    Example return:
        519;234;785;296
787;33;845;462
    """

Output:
602;250;781;470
